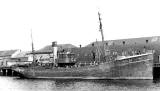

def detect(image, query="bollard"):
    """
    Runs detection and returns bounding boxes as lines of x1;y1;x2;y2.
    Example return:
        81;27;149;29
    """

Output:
12;70;14;76
0;69;2;76
6;69;8;76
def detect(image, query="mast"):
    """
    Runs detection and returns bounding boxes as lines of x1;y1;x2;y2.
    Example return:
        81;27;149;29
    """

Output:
98;12;106;56
98;12;104;42
30;29;35;62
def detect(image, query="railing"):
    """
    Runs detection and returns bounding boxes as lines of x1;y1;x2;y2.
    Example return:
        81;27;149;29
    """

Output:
76;61;100;67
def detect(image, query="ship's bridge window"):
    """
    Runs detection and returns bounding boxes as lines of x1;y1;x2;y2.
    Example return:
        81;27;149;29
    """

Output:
59;54;67;58
59;53;75;59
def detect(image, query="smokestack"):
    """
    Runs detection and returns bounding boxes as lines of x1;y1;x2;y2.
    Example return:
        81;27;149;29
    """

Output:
79;44;82;48
52;41;58;63
92;43;94;47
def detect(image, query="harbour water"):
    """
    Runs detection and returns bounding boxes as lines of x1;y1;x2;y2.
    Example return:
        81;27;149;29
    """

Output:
1;77;160;91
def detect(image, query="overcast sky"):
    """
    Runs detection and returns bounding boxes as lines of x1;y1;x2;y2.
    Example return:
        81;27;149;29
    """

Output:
0;0;160;51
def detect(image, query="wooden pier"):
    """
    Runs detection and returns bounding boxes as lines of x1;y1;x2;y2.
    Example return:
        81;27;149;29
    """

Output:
0;61;32;77
153;50;160;81
0;67;19;76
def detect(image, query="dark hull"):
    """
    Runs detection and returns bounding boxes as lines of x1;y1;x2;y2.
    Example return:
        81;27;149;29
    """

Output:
14;59;153;79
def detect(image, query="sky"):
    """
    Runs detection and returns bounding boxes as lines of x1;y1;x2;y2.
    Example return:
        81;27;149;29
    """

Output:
0;0;160;51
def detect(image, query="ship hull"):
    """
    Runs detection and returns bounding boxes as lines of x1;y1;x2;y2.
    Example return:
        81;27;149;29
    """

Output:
14;59;153;79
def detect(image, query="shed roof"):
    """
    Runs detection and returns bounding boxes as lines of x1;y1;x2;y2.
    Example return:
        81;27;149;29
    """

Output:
0;50;18;57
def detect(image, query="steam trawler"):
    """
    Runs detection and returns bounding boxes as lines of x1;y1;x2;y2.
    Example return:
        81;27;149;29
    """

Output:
13;12;154;79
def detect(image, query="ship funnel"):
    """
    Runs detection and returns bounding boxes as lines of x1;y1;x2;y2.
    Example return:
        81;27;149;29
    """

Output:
52;41;58;64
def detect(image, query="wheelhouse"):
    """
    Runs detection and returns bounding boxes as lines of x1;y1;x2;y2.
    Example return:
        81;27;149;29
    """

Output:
56;52;76;67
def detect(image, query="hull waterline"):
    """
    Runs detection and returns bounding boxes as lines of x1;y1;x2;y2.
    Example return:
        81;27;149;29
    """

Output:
13;58;153;80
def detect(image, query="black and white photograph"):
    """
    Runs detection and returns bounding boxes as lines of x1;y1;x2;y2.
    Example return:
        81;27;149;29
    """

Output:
0;0;160;91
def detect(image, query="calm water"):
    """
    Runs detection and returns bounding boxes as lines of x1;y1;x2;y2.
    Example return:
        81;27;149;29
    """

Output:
1;77;160;91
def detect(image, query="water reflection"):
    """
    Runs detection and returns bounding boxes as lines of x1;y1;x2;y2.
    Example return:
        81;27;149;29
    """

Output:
0;77;160;91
